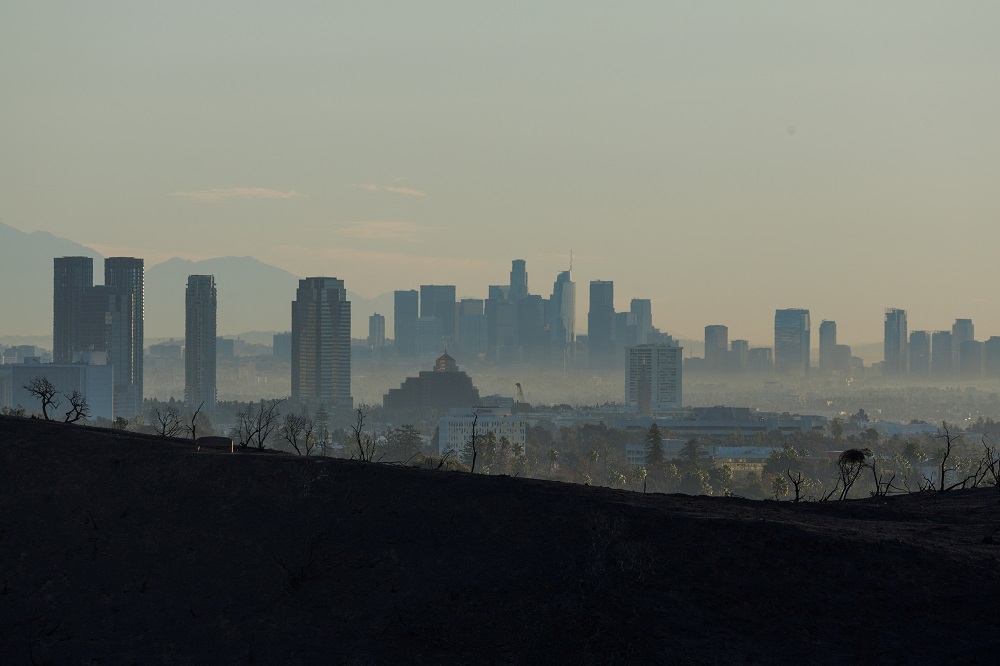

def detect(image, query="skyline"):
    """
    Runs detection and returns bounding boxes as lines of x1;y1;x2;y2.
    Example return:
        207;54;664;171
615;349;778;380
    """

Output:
4;220;1000;358
4;3;1000;346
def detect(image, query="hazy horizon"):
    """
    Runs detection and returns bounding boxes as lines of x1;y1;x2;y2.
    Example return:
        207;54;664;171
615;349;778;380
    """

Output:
4;2;1000;347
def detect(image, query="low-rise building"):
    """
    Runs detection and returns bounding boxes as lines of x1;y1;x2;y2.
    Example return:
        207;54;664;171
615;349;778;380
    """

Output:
438;407;526;458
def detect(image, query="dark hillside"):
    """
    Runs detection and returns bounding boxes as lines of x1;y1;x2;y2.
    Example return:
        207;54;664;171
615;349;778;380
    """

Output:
2;416;999;664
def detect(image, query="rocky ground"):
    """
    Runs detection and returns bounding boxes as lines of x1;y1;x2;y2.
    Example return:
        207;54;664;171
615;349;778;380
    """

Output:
2;416;999;664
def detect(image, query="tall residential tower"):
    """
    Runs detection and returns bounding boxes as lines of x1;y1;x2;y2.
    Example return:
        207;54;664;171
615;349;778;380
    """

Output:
104;257;144;418
185;275;217;409
53;256;94;364
291;277;352;408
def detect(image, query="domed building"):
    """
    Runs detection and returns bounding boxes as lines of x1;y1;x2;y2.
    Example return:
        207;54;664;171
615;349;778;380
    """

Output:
383;351;481;411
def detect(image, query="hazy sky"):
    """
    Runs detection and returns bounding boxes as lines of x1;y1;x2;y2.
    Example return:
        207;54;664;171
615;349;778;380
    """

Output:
3;2;999;346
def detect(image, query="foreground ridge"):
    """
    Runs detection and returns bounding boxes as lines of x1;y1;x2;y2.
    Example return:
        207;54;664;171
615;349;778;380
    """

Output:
2;416;999;663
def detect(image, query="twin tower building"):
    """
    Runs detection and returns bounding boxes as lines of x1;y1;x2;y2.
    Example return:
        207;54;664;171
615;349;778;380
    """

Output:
55;256;352;418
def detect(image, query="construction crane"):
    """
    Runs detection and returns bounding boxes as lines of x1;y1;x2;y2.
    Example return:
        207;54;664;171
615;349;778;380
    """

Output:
515;382;525;404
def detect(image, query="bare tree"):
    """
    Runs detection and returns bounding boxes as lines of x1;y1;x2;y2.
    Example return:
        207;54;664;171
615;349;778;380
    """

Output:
936;422;963;492
467;413;479;473
23;377;60;420
281;411;318;456
351;407;379;462
786;469;805;503
151;405;184;438
867;453;901;498
978;432;1000;491
234;398;285;450
185;401;205;440
926;422;981;491
62;390;90;423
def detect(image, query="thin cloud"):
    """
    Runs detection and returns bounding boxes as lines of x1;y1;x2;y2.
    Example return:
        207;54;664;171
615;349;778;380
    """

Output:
351;183;426;198
170;187;303;203
337;221;427;242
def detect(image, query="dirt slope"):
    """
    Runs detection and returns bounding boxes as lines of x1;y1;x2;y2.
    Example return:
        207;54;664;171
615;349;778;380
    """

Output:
2;416;999;664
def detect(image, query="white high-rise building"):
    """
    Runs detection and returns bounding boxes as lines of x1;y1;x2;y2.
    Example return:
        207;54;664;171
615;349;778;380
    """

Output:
626;344;683;414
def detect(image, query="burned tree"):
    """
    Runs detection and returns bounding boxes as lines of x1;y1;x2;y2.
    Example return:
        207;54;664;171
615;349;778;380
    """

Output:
281;411;318;456
23;376;60;420
351;407;379;462
62;390;90;423
233;398;285;450
151;405;184;438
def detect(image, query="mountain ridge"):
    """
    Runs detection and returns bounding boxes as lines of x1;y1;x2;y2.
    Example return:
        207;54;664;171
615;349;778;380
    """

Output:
0;221;393;341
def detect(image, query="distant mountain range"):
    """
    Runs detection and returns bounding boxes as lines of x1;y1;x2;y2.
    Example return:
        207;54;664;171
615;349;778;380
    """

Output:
0;221;101;337
0;221;394;341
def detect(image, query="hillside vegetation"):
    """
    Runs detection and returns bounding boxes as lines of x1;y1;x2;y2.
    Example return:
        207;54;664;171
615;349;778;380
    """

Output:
2;416;999;663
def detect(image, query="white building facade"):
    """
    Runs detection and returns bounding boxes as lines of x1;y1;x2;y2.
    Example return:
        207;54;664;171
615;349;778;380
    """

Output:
438;407;527;457
626;344;683;414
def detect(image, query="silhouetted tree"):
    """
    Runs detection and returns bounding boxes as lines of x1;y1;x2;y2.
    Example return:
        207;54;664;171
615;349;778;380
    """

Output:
466;413;479;473
934;422;964;491
281;410;317;455
351;407;379;461
62;390;90;423
23;376;59;420
233;398;285;449
151;405;183;437
645;422;664;466
833;448;868;500
185;401;205;440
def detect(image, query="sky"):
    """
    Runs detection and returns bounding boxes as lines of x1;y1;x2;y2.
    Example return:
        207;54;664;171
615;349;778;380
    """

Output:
3;1;1000;347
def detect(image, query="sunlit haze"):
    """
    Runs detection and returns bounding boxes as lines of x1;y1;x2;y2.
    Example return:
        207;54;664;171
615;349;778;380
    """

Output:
3;2;999;345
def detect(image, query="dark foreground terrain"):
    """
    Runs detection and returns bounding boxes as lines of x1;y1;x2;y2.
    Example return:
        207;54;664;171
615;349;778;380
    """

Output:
2;417;999;664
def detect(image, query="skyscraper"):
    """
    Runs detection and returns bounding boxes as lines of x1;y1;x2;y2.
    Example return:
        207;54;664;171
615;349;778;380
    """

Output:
704;325;729;372
883;308;908;376
53;256;94;364
630;299;653;344
909;331;931;376
931;331;953;375
549;269;575;365
291;277;352;408
485;285;516;362
509;259;528;302
368;313;386;349
626;344;683;414
393;290;418;357
818;320;836;372
104;257;144;418
185;275;217;409
516;294;548;364
731;339;749;372
960;340;983;379
774;308;810;375
952;319;974;348
588;280;615;367
458;299;487;360
420;285;457;347
984;337;1000;377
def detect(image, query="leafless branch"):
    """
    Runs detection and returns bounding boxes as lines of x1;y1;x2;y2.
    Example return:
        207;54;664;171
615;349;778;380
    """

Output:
62;390;90;423
23;376;60;420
